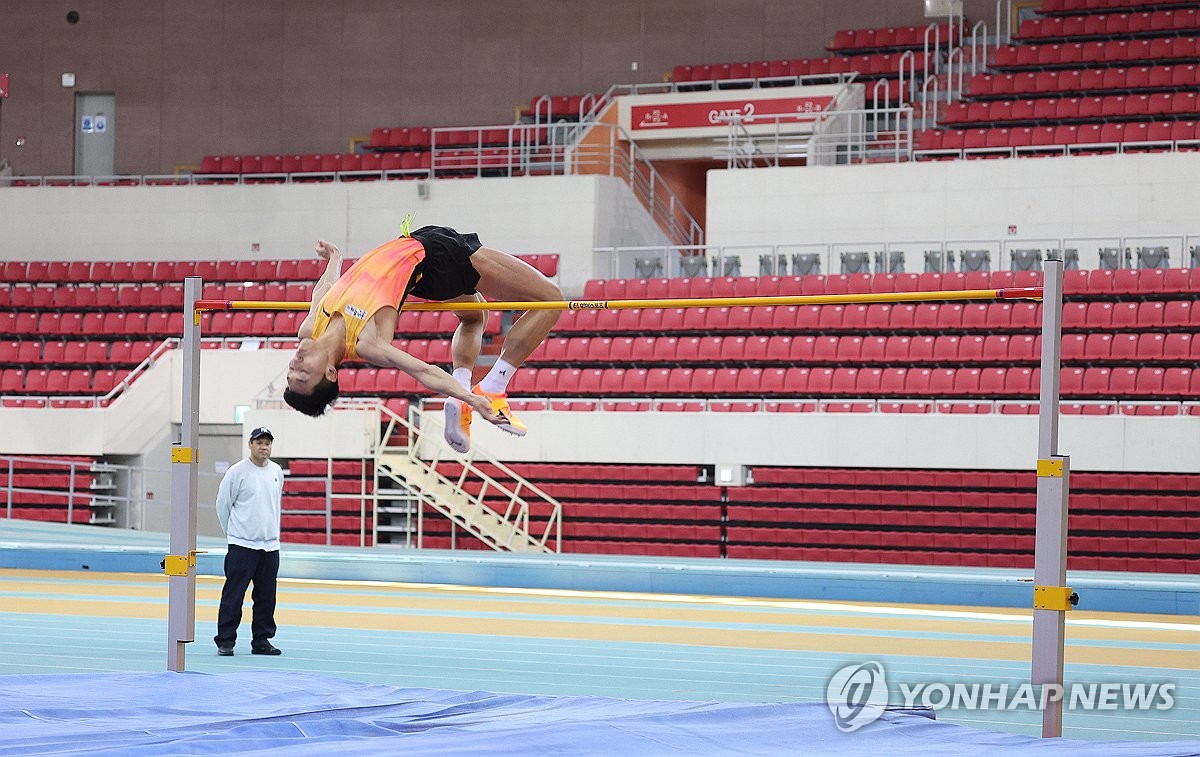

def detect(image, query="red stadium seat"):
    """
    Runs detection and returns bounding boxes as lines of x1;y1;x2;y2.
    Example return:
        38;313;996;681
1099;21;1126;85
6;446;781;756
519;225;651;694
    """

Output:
1084;301;1113;328
879;368;907;395
812;336;839;362
908;336;936;362
1162;368;1193;396
883;336;911;363
904;368;933;395
932;336;960;362
978;367;1008;396
1133;367;1165;396
1162;333;1194;360
1;368;25;393
860;336;888;363
1081;367;1112;395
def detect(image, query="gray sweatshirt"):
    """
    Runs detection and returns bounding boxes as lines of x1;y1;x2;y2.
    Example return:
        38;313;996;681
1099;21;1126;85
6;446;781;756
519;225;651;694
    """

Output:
215;457;283;551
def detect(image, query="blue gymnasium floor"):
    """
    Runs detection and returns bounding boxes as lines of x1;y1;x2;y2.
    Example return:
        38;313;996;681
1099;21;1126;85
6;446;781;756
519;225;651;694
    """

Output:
1;520;1199;756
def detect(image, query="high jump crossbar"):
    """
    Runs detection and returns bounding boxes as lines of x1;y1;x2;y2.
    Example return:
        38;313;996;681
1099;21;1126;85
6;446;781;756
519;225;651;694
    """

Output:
193;286;1043;313
173;273;1070;739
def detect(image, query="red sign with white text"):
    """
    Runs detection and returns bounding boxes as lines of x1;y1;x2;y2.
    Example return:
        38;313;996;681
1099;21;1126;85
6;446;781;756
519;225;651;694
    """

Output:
631;95;834;132
0;74;9;98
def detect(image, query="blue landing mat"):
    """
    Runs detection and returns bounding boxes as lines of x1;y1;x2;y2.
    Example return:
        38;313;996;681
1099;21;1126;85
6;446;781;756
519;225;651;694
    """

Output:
1;672;1199;756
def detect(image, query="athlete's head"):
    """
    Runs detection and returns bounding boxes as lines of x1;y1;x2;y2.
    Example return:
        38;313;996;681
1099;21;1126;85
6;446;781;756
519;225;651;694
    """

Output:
284;340;340;417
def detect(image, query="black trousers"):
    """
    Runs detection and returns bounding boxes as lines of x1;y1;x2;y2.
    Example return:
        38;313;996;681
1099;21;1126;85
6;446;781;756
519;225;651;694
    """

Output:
214;544;279;648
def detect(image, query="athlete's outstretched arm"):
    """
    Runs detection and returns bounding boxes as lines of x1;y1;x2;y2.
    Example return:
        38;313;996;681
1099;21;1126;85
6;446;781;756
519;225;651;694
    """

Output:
355;339;499;422
297;240;343;339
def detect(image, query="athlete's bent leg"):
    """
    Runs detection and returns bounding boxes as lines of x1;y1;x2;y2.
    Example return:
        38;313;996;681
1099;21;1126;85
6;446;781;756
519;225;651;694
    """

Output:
443;294;487;453
469;248;563;436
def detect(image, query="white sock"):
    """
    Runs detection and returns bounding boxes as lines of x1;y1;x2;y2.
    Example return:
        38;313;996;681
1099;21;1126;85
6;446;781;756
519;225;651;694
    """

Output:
452;367;473;389
479;359;517;394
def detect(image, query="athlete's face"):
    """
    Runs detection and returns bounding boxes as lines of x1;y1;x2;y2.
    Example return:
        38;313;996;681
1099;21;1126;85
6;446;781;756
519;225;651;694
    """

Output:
287;339;336;392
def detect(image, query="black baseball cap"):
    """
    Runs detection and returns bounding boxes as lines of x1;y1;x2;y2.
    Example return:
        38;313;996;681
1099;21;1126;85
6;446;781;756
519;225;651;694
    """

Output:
249;427;274;441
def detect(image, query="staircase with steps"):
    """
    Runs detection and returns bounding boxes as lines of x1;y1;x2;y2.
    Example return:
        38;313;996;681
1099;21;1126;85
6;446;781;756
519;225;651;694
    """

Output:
369;401;561;553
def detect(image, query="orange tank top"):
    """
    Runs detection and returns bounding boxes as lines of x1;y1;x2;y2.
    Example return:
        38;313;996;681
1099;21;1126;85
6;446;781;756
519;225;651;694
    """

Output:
311;237;426;361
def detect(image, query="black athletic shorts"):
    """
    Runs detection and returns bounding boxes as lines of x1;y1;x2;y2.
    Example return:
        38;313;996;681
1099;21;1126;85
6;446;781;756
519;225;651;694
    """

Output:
407;225;483;301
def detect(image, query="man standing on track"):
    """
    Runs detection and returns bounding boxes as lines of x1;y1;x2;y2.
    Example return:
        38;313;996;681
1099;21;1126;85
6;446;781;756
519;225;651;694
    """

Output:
214;426;285;657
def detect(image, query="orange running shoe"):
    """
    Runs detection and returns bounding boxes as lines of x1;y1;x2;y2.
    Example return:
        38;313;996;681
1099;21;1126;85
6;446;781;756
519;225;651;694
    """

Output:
472;385;527;437
443;397;472;453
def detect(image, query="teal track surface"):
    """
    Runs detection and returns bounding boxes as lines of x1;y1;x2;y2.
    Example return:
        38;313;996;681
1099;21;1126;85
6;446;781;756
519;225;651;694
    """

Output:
1;520;1198;755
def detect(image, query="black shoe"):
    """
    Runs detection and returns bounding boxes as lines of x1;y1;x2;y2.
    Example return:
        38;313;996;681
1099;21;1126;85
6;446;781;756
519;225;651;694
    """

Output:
216;645;234;656
251;642;282;656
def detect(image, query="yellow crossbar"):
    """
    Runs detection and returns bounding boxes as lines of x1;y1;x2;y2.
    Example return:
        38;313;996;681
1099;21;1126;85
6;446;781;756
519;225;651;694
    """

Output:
195;286;1042;313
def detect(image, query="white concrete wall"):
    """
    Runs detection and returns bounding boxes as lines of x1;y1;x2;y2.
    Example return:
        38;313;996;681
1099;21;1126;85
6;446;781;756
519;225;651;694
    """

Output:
594;177;673;253
0;174;662;298
706;151;1200;269
0;349;171;457
170;350;290;427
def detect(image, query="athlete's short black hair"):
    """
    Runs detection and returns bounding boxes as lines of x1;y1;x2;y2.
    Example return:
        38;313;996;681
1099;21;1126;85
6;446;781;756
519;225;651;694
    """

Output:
283;377;339;417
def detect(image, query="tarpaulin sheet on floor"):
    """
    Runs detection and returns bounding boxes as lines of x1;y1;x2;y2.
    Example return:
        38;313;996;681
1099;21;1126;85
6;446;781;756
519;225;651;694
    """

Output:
2;671;1199;757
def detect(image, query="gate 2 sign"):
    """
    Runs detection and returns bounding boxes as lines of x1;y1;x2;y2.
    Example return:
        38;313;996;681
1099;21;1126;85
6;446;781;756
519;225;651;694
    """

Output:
620;86;844;140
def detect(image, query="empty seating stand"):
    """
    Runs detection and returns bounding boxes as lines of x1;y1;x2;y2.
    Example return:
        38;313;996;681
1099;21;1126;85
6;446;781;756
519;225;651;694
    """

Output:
0;455;112;525
828;23;961;54
0;257;387;405
670;20;952;104
365;119;573;179
420;462;722;557
195;150;431;183
519;93;607;123
197;120;548;183
0;253;518;417
726;466;1197;573
280;456;1200;573
280;458;376;546
186;79;606;186
915;4;1200;161
672;55;929;105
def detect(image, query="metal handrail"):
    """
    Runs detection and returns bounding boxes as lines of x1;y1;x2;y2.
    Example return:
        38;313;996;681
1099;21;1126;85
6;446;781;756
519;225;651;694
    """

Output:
872;79;893;113
922;76;942;127
947;47;966;98
718;104;914;169
566;122;704;247
898;49;917;107
721;115;764;169
995;0;1015;46
924;22;944;76
970;20;990;75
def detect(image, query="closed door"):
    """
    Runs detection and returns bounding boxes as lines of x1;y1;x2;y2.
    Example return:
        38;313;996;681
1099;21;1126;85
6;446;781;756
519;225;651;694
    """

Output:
74;92;115;177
